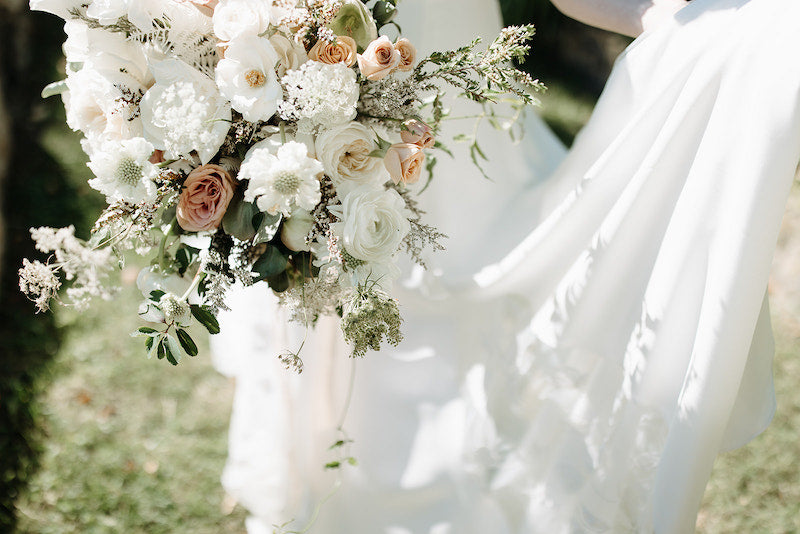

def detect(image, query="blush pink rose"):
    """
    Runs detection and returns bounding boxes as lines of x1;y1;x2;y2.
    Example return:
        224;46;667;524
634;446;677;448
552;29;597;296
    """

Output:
384;143;425;185
400;119;435;149
357;35;401;81
394;38;416;71
177;164;236;232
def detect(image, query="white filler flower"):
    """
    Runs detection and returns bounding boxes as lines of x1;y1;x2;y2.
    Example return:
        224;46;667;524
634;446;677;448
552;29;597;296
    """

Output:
140;58;232;164
215;35;283;122
278;62;359;132
87;137;159;203
241;140;323;216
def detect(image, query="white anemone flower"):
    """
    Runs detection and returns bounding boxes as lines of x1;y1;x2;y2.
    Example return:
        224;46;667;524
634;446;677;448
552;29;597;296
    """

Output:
87;137;159;204
215;36;283;122
241;140;323;216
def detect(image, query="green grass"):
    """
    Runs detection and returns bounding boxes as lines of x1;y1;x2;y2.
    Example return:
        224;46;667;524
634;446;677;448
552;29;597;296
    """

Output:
15;279;248;534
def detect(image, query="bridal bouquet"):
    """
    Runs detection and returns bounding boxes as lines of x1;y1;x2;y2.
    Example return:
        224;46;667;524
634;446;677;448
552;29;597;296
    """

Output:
22;0;541;367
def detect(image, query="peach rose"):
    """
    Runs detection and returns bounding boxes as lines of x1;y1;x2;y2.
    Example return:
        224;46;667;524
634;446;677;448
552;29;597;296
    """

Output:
309;36;358;67
384;143;425;185
357;36;401;81
394;38;416;71
400;119;435;149
177;164;236;232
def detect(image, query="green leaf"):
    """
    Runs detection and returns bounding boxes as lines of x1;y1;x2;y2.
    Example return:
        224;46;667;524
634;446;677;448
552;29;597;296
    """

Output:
150;290;166;302
266;271;291;293
253;212;282;245
41;80;68;99
346;457;358;466
252;245;289;281
176;329;199;357
222;189;259;241
324;461;341;470
137;326;159;335
156;339;167;360
190;305;220;335
145;336;155;354
164;334;182;365
433;141;454;158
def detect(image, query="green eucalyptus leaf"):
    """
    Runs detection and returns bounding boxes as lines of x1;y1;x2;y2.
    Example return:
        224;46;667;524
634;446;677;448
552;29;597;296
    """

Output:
190;304;220;335
252;245;289;281
266;271;291;293
164;333;182;365
222;188;259;241
253;212;282;245
176;329;199;357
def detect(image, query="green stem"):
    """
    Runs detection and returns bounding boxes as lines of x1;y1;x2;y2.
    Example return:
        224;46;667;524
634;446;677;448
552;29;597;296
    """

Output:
157;219;176;270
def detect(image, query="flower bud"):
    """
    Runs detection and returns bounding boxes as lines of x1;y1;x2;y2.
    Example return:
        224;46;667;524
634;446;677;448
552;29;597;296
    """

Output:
372;1;397;25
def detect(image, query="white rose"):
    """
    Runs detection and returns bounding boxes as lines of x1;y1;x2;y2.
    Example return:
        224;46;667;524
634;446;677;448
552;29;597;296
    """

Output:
281;209;315;251
315;121;386;194
269;33;307;77
212;0;271;41
333;185;410;264
215;35;283;122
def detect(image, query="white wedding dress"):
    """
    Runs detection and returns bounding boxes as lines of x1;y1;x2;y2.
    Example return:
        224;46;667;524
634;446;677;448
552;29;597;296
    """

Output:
211;0;800;532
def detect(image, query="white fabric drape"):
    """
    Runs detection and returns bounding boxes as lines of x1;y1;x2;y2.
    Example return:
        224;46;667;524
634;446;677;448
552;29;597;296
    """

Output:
212;0;800;531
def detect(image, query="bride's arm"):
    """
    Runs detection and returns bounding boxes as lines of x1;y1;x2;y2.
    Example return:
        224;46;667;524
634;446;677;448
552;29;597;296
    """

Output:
549;0;690;37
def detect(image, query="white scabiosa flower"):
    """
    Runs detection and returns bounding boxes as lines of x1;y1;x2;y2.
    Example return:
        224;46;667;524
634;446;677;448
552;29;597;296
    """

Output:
215;35;283;123
278;62;359;132
315;121;386;194
87;137;159;204
241;140;323;216
140;58;232;164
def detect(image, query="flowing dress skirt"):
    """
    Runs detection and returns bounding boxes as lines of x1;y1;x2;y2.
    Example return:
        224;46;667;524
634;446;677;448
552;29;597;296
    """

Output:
212;0;800;531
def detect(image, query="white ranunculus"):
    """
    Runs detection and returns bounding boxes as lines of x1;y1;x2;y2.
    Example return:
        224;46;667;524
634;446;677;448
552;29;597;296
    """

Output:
140;58;231;163
281;208;315;251
315;121;386;194
212;0;271;41
332;185;410;264
215;35;282;122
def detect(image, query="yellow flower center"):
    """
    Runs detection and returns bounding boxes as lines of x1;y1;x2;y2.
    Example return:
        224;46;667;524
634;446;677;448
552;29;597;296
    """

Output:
244;69;267;88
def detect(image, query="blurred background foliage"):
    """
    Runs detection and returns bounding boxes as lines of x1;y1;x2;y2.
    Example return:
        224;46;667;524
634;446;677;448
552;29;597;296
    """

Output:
1;0;798;532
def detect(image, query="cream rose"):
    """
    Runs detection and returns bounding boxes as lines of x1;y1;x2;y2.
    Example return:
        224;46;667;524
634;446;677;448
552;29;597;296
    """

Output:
357;36;401;81
177;164;237;232
315;122;385;192
394;38;416;71
384;143;425;185
309;36;357;67
334;185;410;264
400;119;435;149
